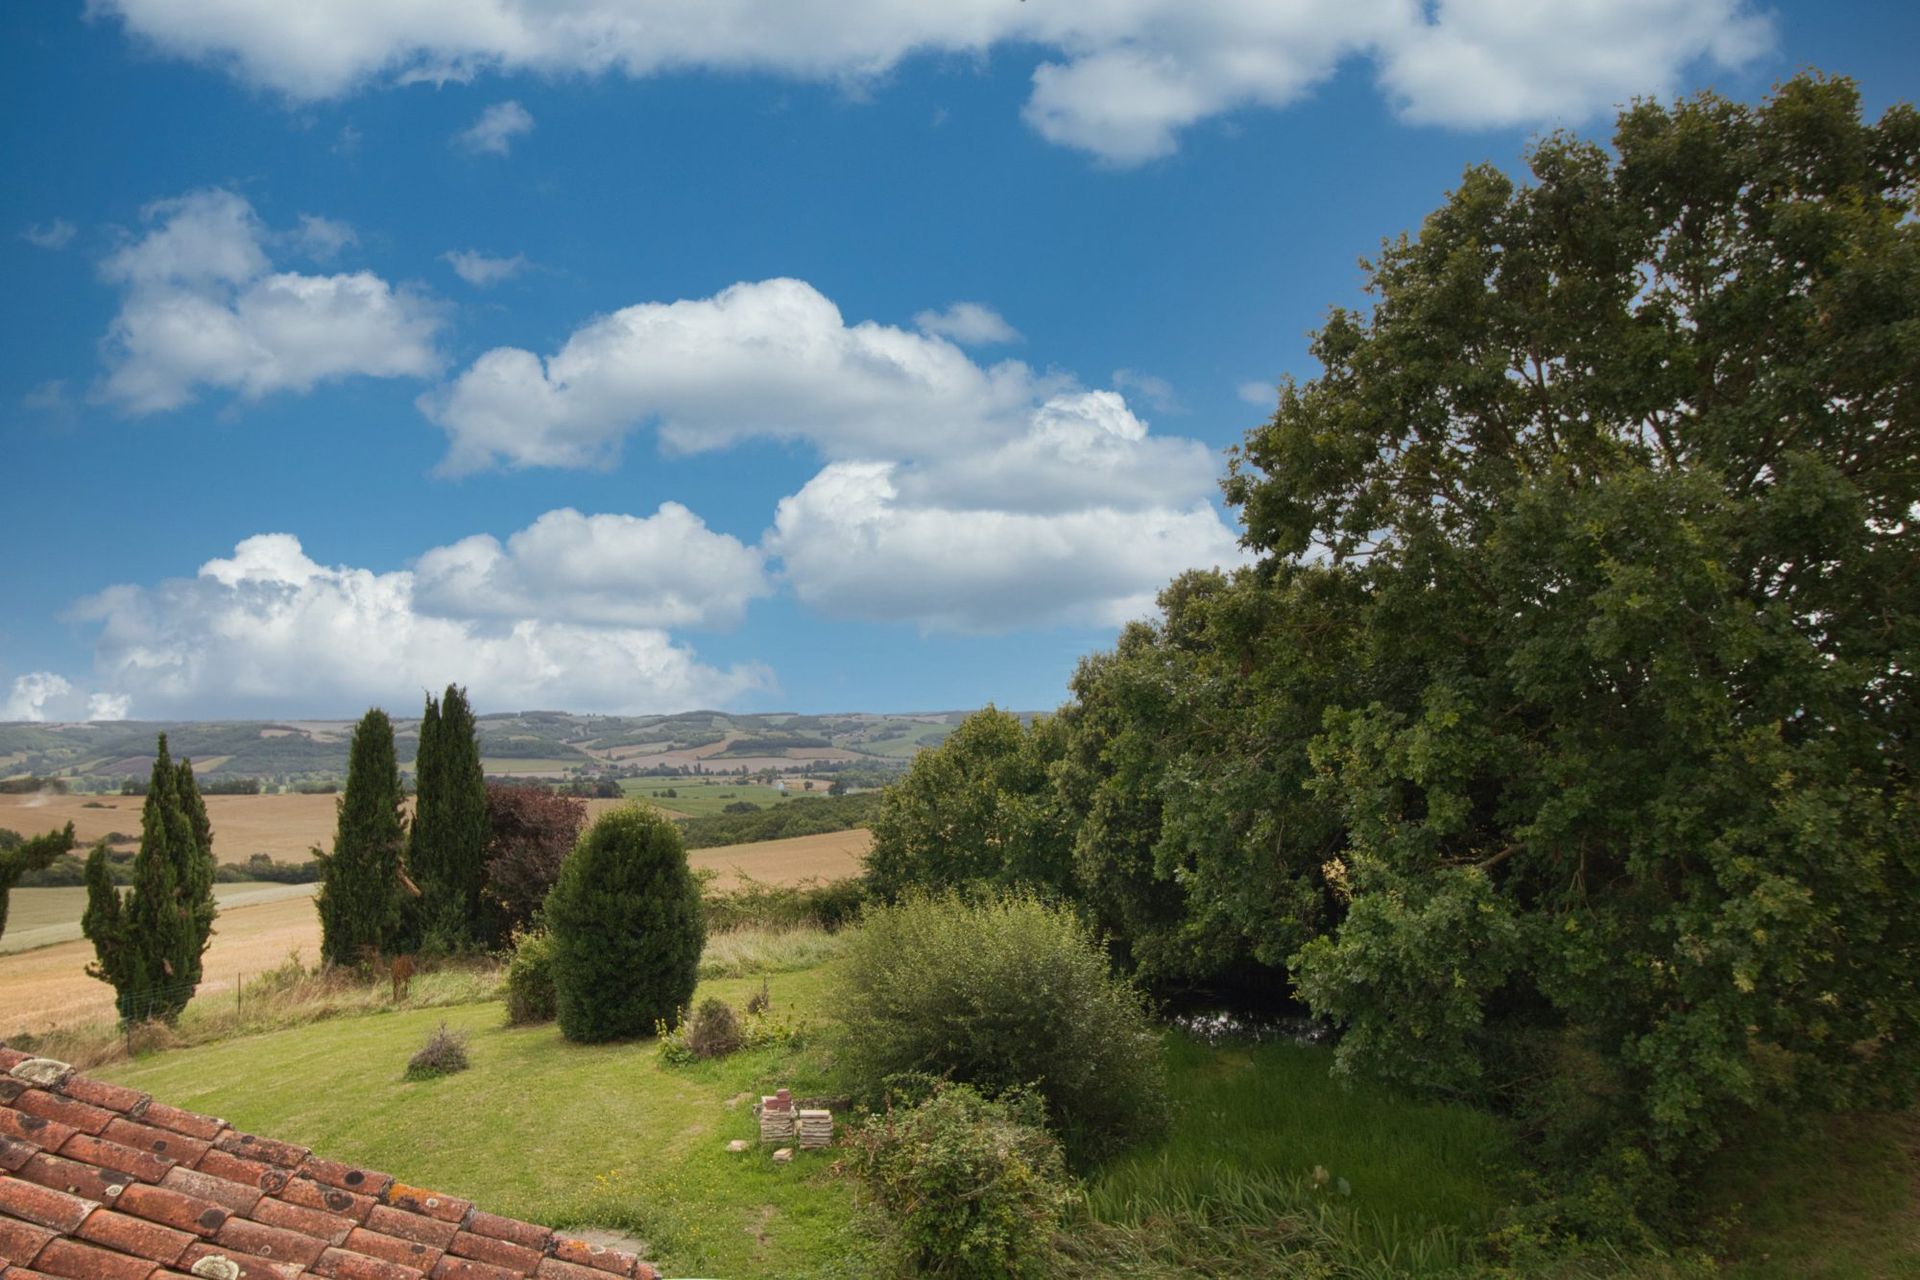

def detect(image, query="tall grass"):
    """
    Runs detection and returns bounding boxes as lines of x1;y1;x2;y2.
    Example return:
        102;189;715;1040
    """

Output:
1066;1034;1521;1277
697;925;846;979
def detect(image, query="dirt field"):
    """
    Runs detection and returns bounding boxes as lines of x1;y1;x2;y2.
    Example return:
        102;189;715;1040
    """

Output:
0;792;340;863
0;826;869;1036
2;883;317;954
0;892;324;1037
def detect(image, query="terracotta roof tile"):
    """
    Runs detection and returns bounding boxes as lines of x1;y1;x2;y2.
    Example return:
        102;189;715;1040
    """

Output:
11;1098;113;1139
456;1219;543;1257
114;1184;229;1238
267;1184;366;1227
155;1171;258;1220
30;1237;160;1280
310;1247;424;1280
0;1059;654;1280
243;1203;348;1250
100;1124;208;1172
208;1140;304;1175
184;1157;274;1197
359;1212;451;1255
545;1243;631;1279
209;1220;326;1270
55;1137;173;1187
55;1083;148;1120
290;1166;386;1205
0;1213;59;1266
132;1113;221;1148
176;1239;302;1280
0;1178;101;1233
441;1235;538;1275
73;1211;194;1266
0;1111;77;1154
0;1136;41;1175
14;1154;128;1205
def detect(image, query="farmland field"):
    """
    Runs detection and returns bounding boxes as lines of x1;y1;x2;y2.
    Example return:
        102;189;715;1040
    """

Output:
0;827;867;1037
0;791;341;863
618;777;830;815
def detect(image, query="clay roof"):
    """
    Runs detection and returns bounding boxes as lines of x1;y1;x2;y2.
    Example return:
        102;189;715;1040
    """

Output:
0;1049;656;1280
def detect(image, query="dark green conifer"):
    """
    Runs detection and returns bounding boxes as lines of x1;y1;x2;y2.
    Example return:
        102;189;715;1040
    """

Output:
545;805;704;1043
316;708;409;966
82;735;218;1022
410;684;489;951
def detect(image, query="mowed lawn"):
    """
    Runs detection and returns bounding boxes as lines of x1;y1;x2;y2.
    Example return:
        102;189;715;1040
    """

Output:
99;966;877;1280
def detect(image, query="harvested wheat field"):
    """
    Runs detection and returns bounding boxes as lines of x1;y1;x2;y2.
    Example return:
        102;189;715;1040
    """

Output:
0;890;323;1037
688;828;871;886
0;792;341;863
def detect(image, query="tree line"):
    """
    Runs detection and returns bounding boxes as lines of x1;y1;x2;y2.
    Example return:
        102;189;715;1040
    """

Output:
864;74;1920;1223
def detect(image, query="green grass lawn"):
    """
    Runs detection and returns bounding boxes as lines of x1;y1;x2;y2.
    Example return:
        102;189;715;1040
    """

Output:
100;964;876;1280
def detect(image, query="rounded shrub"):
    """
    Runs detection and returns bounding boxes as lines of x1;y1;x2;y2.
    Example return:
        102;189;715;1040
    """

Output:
503;929;557;1025
837;890;1166;1162
545;805;705;1043
845;1082;1072;1278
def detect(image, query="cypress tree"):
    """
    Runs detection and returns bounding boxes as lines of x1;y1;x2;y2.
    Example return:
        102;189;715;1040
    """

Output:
317;708;409;967
82;735;218;1022
545;805;705;1043
410;684;489;952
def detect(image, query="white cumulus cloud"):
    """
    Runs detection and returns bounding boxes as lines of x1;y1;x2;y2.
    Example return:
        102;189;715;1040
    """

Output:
98;189;444;414
456;100;533;154
293;213;358;260
420;277;1048;473
414;505;770;629
94;0;1772;164
3;673;73;722
87;692;133;722
71;531;771;718
22;219;77;250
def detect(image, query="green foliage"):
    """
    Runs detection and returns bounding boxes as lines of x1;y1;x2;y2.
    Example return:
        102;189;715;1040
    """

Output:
316;709;410;967
503;929;557;1025
837;891;1166;1163
545;805;705;1043
677;790;878;849
1040;73;1920;1199
410;685;491;952
843;1082;1074;1279
865;707;1071;900
404;1022;471;1080
700;874;866;933
0;821;76;941
82;735;219;1023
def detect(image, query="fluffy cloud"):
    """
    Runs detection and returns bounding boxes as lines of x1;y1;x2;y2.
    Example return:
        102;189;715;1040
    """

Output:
71;531;770;717
96;0;1771;164
22;219;77;250
443;249;528;286
766;458;1247;632
456;100;533;154
913;302;1020;346
1237;379;1274;407
421;277;1047;472
3;673;73;722
99;189;444;414
414;505;770;629
293;214;358;260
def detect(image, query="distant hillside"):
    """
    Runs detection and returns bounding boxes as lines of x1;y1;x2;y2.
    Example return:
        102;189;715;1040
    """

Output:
0;709;997;789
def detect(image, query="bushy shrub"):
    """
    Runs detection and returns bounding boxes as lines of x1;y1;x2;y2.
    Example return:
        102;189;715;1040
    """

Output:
545;805;705;1043
405;1022;470;1079
683;997;744;1060
504;929;558;1025
844;1082;1073;1278
837;891;1166;1162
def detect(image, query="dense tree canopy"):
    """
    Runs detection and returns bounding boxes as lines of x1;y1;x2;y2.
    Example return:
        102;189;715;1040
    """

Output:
411;684;490;952
872;75;1920;1192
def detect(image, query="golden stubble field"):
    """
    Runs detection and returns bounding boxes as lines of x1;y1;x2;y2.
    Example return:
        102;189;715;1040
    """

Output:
0;826;870;1037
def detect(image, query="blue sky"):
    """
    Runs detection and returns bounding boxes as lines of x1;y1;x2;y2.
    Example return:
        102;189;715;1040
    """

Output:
4;0;1916;722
